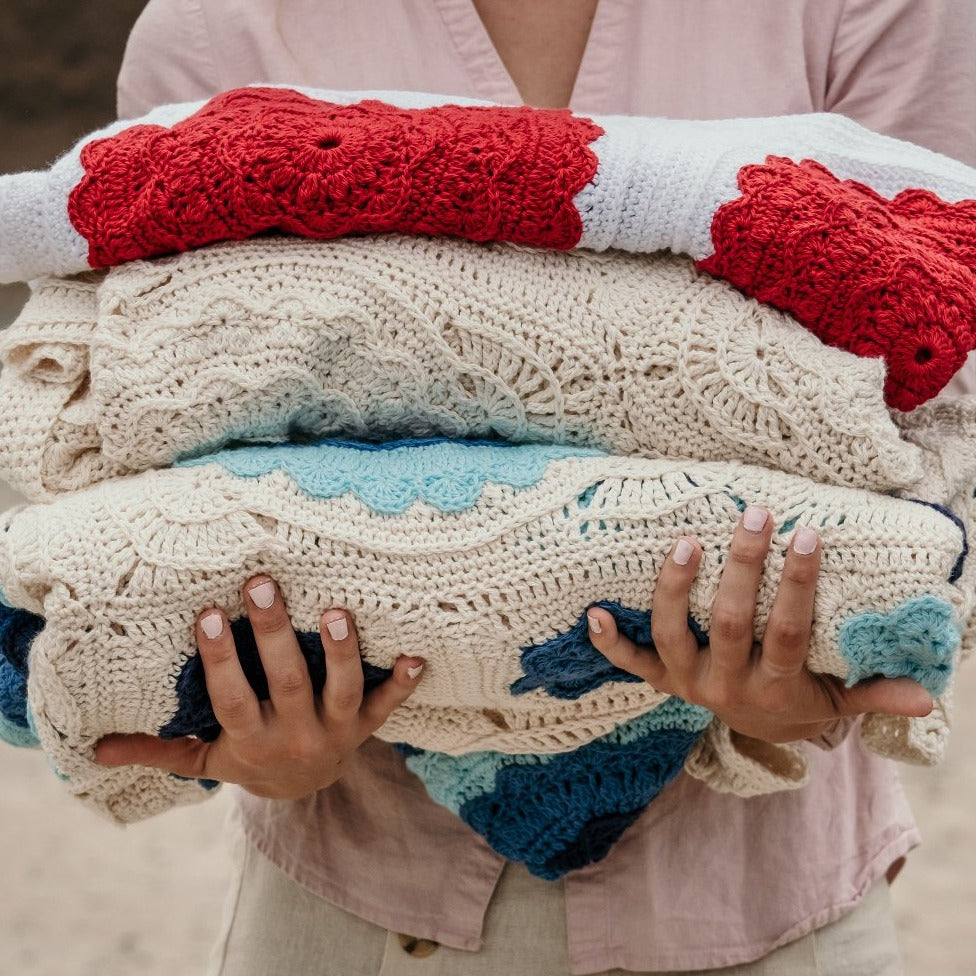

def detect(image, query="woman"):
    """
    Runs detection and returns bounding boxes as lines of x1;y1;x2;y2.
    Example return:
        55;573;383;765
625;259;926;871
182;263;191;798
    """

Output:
98;1;976;972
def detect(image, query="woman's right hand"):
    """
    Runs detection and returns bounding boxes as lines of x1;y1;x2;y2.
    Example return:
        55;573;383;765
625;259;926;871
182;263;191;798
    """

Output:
94;575;425;799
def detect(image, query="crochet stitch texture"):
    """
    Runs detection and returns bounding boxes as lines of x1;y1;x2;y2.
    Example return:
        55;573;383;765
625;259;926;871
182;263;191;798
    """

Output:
1;85;975;874
69;90;602;261
0;236;974;873
0;236;926;501
2;87;976;406
0;440;969;834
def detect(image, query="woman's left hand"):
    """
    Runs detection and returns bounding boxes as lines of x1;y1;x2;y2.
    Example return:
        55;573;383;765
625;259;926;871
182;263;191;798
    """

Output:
585;505;934;744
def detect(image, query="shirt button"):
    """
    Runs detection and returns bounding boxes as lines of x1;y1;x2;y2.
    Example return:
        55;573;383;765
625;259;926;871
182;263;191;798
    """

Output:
397;933;440;958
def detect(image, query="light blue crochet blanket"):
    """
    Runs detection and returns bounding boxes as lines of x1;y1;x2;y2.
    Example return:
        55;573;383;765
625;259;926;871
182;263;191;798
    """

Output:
0;438;965;878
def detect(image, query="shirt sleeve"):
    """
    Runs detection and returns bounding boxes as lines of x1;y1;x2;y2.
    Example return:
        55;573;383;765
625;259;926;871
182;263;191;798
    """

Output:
116;0;222;118
826;0;976;166
806;716;859;751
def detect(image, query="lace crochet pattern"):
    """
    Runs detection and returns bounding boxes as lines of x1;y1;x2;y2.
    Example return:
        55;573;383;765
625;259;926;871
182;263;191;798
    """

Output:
69;89;601;261
0;590;712;876
1;88;975;872
0;440;968;836
2;86;976;406
0;236;928;501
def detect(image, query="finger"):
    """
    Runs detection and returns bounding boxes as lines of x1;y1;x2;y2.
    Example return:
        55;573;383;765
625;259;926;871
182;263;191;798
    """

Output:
586;607;669;691
95;733;213;779
197;606;262;735
710;505;772;671
759;526;821;680
358;655;426;737
320;609;365;722
649;536;703;682
244;576;314;720
832;675;934;719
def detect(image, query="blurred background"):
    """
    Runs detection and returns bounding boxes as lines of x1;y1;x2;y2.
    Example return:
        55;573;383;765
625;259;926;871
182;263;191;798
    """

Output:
0;5;233;975
0;3;974;973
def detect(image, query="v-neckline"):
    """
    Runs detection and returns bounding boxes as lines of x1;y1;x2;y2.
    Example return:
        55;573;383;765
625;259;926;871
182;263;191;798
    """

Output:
432;0;630;112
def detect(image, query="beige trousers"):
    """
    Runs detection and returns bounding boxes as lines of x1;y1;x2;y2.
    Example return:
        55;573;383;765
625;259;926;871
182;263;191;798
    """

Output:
209;837;904;976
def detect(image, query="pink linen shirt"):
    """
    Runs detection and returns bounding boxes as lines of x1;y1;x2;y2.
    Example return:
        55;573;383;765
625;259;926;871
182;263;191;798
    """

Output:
117;2;976;972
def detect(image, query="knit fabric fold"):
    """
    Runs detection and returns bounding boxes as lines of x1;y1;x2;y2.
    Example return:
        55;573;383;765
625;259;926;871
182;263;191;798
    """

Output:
1;86;976;406
0;440;969;846
0;237;926;501
2;85;975;876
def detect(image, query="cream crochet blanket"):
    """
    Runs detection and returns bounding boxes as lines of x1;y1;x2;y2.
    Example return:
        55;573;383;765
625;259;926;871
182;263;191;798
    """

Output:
0;440;969;823
0;237;926;499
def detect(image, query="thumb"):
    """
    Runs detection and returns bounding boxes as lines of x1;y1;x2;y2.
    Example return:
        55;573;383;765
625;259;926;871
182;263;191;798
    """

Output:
95;732;213;778
586;606;668;688
838;676;934;718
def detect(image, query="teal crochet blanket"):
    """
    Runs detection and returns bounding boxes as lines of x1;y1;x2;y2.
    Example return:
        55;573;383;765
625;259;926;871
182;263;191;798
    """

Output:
0;438;969;877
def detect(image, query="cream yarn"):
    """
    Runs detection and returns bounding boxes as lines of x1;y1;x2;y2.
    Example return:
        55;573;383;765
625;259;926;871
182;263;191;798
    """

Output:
0;441;967;822
0;236;925;501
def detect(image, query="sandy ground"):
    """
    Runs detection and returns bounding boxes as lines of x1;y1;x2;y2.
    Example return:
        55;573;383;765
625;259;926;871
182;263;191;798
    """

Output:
0;283;974;974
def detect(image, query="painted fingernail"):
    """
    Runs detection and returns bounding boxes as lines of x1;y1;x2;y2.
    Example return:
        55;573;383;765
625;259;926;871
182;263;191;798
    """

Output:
793;527;819;555
742;505;768;532
673;538;694;566
200;611;223;640
407;664;424;680
326;616;349;641
587;613;602;634
247;581;276;609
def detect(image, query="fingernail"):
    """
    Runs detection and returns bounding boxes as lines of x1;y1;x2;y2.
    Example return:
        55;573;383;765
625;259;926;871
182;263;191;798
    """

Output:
326;616;349;641
742;506;768;532
793;527;819;555
587;613;602;634
673;538;694;566
247;581;276;609
407;663;424;680
200;611;223;640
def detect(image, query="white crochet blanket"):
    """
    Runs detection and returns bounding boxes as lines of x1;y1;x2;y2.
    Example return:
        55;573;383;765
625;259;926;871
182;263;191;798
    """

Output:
0;237;925;500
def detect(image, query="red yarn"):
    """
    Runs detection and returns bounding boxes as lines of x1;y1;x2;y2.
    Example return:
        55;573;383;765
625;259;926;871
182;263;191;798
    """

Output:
67;88;603;268
697;157;976;411
889;189;976;266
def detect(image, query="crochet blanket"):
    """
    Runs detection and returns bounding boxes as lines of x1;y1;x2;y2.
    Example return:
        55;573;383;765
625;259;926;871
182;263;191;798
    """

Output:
0;236;927;501
0;439;970;877
2;86;975;877
2;86;976;409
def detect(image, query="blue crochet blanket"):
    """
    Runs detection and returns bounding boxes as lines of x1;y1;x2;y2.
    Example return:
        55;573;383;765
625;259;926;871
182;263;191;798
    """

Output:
0;437;966;878
0;592;711;879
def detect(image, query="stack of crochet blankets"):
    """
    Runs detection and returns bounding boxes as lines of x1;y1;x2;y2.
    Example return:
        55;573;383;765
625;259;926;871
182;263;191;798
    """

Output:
0;86;975;879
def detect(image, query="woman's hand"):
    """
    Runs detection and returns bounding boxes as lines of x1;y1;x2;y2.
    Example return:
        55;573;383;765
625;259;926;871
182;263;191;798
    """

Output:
586;506;934;744
95;575;425;799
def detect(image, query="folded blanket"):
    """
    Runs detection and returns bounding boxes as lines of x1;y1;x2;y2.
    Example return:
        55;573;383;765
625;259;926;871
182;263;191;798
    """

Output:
0;237;927;501
2;86;976;407
2;86;974;876
397;699;713;879
0;440;968;845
